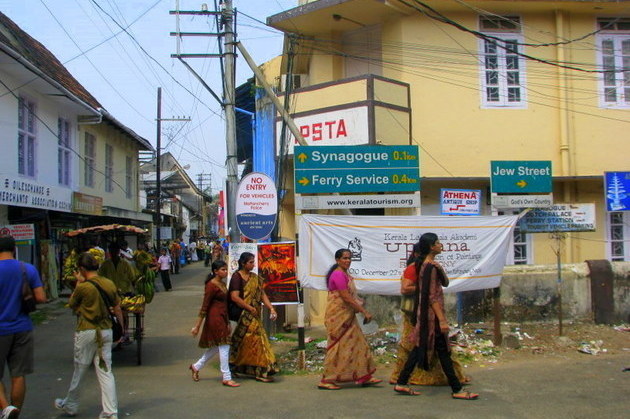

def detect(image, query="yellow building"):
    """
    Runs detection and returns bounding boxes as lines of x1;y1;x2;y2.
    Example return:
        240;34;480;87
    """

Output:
263;0;629;269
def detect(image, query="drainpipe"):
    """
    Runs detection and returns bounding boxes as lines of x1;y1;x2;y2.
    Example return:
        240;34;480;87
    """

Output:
556;10;574;261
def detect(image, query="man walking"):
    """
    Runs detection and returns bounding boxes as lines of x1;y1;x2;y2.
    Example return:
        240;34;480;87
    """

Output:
0;236;46;419
55;252;123;419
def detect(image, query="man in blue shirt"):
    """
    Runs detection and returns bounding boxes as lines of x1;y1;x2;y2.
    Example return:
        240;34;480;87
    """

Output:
0;236;46;419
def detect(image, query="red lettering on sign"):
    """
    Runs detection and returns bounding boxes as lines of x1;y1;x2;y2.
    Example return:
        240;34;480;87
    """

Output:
337;119;347;138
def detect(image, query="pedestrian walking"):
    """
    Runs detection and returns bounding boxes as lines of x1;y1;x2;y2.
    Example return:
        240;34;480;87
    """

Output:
54;252;124;418
169;241;181;274
389;242;470;386
0;236;46;419
189;260;239;387
228;252;278;382
157;248;172;292
394;233;478;400
318;248;381;390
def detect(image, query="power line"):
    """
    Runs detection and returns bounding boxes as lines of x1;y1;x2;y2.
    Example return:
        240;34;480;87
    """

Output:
0;76;128;194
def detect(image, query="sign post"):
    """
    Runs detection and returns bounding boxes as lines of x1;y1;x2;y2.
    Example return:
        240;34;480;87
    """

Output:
604;171;630;211
294;145;420;194
490;160;553;208
235;172;278;241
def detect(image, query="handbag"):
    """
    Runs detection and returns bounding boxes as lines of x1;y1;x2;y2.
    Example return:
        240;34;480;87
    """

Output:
87;280;124;342
20;262;37;314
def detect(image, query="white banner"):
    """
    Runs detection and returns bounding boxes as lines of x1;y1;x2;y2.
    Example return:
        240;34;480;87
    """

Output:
298;214;519;295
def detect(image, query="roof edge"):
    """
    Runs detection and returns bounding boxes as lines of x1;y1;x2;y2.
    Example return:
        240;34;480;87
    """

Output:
0;42;100;116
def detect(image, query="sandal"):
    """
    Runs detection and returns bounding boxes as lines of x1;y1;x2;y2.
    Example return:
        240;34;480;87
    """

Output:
452;391;479;400
255;376;274;383
189;364;200;382
359;377;383;387
318;382;341;390
394;385;420;396
222;380;240;387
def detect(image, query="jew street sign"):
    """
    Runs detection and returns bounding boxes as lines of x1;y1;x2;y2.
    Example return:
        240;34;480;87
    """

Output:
491;161;552;194
294;145;420;194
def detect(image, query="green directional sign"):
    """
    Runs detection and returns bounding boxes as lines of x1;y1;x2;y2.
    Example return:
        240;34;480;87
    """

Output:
294;145;420;194
491;161;552;194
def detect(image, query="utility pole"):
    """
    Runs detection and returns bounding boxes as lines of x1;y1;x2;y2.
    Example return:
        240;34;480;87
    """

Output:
223;0;239;244
155;86;190;250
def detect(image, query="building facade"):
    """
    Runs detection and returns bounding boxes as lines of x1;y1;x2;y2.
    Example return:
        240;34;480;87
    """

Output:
262;0;629;266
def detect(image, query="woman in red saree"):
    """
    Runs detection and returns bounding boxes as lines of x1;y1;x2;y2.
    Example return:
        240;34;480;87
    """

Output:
318;248;382;390
394;233;479;400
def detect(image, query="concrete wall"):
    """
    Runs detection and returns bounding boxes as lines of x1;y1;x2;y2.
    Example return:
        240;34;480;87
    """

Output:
358;262;630;326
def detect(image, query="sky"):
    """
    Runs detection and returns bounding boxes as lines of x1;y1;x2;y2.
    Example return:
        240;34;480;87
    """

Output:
0;0;297;193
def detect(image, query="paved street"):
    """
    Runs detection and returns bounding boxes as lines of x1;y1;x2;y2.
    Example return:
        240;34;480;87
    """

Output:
12;262;629;419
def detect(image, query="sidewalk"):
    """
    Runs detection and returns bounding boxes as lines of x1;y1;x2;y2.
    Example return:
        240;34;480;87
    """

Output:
11;261;630;418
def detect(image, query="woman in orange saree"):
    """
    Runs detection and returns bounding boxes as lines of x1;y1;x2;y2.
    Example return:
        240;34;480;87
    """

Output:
318;248;381;390
228;252;278;382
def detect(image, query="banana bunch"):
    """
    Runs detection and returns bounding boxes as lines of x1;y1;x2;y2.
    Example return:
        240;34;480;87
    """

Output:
121;295;146;313
134;269;156;304
62;250;79;281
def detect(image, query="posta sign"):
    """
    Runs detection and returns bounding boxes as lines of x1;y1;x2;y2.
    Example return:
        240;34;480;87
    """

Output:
276;106;369;155
235;172;277;240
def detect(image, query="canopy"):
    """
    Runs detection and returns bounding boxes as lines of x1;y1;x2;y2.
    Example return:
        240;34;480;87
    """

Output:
64;224;148;237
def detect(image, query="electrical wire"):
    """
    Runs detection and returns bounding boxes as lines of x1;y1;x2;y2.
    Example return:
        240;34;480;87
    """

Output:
0;76;128;194
39;0;153;123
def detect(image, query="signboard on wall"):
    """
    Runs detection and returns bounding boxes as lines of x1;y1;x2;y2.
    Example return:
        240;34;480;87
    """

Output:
604;171;630;211
440;189;481;215
0;224;35;245
276;106;369;155
490;161;552;193
0;174;72;212
519;204;596;233
72;192;103;215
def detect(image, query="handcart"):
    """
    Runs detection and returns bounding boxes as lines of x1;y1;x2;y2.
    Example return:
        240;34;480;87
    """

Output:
63;224;153;366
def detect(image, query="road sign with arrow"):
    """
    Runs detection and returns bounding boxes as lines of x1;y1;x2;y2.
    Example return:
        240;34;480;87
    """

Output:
490;160;552;194
294;145;420;194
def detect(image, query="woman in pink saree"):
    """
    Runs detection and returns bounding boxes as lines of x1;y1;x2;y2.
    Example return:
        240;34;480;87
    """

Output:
318;248;382;390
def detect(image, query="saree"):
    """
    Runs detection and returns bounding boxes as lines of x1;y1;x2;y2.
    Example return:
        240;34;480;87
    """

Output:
389;311;466;385
321;273;376;383
229;273;278;378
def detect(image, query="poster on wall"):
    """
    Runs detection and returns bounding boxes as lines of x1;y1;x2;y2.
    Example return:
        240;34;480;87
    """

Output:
228;243;258;285
298;214;519;295
604;171;630;211
258;242;299;304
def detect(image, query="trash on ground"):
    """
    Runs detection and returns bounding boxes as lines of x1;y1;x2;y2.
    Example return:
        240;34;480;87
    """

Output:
578;340;606;355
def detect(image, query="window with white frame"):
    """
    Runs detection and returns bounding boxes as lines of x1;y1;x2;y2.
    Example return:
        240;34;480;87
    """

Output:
125;156;132;199
84;132;96;187
608;211;630;261
17;96;36;177
479;16;526;108
597;18;630;108
105;144;114;193
58;118;71;186
499;209;532;264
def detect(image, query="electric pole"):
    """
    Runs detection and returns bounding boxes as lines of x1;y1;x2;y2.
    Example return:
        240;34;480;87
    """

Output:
223;0;239;244
155;87;190;249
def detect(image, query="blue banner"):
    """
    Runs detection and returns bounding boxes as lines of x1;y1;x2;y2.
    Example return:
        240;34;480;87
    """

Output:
605;172;630;211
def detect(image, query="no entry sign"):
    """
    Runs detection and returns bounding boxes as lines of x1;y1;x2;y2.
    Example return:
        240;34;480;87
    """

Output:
235;172;278;240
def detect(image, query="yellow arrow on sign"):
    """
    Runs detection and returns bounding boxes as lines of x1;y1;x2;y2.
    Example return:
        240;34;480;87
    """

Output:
516;180;528;188
298;177;310;186
297;153;308;163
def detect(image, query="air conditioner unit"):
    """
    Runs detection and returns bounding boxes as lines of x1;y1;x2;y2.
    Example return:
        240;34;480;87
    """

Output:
279;74;308;92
